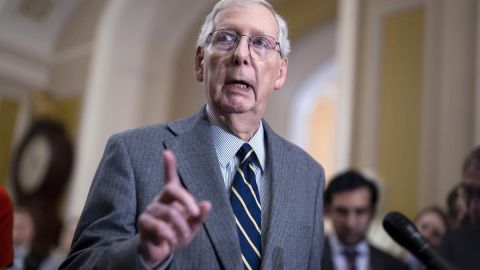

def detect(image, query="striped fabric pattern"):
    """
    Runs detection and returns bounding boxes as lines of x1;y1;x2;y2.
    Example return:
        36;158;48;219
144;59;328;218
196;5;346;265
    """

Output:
206;105;271;240
230;143;262;270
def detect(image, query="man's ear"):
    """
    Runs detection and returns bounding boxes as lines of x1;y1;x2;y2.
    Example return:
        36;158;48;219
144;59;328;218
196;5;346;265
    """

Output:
324;206;330;217
195;47;204;82
273;57;288;90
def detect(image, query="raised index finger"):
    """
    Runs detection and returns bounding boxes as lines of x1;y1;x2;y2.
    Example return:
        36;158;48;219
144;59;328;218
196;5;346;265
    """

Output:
161;150;200;216
163;150;180;185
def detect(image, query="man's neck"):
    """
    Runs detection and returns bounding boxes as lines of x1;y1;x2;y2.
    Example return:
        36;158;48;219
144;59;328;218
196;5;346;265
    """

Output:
209;106;262;141
330;232;367;250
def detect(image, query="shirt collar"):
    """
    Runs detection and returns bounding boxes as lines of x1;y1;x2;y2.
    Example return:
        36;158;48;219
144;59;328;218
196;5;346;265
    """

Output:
329;230;369;256
206;105;266;171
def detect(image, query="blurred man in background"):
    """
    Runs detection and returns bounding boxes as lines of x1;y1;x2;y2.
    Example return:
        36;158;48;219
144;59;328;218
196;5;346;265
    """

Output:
10;207;35;270
322;170;408;270
441;146;480;270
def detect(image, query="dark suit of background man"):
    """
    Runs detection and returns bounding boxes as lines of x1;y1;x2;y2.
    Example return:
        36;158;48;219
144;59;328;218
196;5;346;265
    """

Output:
60;0;325;269
322;170;408;270
441;146;480;270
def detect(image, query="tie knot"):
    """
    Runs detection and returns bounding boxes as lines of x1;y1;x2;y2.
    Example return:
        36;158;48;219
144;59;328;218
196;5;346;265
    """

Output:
343;248;358;261
236;143;254;164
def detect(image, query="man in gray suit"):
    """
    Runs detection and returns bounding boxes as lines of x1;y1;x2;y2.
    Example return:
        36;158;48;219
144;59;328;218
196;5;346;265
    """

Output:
61;0;325;269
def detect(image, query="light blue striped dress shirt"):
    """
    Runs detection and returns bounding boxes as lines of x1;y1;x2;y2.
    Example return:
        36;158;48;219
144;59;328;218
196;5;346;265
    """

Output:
206;106;272;246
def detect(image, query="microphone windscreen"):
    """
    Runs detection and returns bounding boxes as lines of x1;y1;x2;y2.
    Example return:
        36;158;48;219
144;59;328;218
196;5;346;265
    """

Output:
382;211;429;254
383;211;458;270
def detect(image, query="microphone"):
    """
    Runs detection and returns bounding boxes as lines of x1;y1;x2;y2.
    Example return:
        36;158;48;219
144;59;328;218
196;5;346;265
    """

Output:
382;211;457;270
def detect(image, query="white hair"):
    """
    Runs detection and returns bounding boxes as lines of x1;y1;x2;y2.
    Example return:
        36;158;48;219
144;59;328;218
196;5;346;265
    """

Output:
196;0;291;58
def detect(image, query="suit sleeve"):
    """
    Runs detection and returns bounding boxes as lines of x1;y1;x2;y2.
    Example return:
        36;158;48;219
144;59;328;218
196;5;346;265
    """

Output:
307;167;325;270
60;135;150;270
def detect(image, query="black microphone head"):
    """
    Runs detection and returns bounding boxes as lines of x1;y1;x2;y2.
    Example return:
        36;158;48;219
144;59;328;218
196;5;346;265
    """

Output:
383;211;429;254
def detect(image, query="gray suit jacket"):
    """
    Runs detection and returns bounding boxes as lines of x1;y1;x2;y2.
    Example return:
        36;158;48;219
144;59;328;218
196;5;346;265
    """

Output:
61;107;325;270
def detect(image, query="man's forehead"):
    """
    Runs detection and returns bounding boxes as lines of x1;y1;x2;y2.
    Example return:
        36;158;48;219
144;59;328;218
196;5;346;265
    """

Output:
213;4;278;35
330;188;372;206
332;205;370;211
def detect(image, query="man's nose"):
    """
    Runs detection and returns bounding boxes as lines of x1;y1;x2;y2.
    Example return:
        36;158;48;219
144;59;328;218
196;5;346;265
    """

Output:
345;213;357;228
233;36;251;65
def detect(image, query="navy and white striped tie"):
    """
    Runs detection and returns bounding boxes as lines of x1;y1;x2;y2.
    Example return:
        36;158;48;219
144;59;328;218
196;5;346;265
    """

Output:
230;143;262;270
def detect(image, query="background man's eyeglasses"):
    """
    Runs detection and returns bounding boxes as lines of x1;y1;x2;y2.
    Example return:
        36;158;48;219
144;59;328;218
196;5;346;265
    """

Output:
462;185;480;202
207;29;280;61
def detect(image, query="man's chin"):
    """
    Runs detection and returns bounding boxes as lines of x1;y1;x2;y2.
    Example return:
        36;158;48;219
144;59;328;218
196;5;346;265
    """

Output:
220;103;252;114
338;236;363;246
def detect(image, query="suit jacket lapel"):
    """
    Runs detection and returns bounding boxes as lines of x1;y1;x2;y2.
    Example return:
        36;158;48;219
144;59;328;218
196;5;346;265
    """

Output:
369;245;383;270
164;109;242;270
260;122;297;269
322;237;335;270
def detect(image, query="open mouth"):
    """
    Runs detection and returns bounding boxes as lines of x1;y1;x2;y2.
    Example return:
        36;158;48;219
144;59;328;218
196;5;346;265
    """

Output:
225;79;253;90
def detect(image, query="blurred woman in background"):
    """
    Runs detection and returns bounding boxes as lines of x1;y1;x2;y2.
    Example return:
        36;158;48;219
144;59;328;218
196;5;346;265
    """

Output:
404;206;448;270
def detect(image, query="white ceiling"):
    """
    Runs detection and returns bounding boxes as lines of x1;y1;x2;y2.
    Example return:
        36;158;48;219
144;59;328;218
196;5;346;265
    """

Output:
0;0;83;61
0;0;83;89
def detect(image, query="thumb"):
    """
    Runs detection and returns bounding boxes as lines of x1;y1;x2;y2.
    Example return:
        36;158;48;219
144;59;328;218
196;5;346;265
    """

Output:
163;150;180;185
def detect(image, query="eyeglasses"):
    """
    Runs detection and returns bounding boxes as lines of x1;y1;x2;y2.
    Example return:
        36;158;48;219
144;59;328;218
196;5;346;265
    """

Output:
462;184;480;202
207;29;280;61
